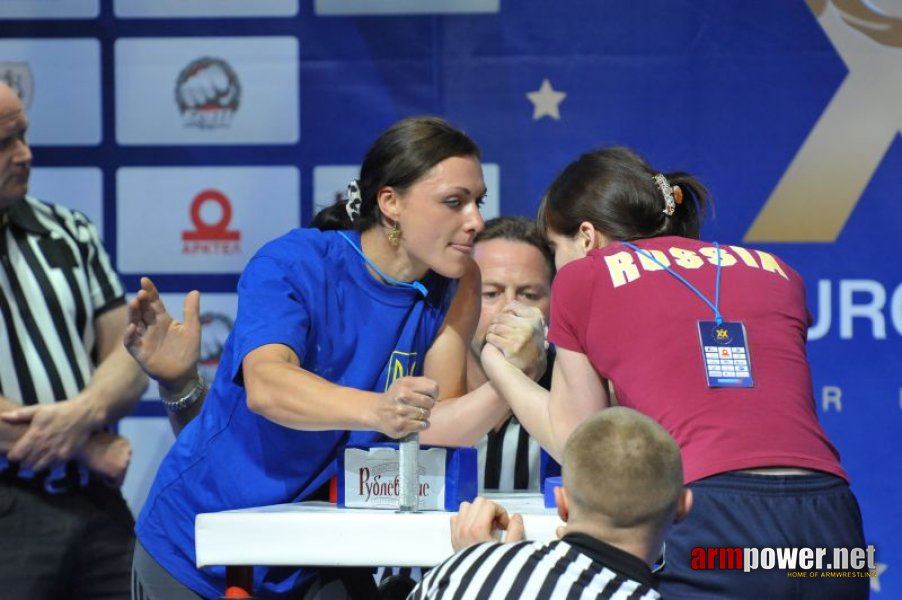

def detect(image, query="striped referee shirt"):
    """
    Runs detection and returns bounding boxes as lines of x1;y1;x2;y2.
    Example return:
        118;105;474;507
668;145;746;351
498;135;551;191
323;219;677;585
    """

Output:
0;196;124;406
477;416;543;491
411;533;660;600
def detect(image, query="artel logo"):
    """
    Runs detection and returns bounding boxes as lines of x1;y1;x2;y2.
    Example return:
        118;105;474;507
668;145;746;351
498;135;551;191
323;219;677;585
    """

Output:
175;57;241;129
182;189;241;255
0;63;34;109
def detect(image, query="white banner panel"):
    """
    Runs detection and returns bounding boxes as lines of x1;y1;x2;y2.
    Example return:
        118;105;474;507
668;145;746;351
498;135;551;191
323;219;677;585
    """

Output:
312;163;499;221
315;0;498;15
29;168;103;231
480;164;500;221
116;166;300;273
115;37;299;145
0;39;101;146
115;0;298;18
0;0;98;19
119;417;173;516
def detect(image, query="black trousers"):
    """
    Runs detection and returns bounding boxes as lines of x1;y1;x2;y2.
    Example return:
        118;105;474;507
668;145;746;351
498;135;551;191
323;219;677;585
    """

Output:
0;475;135;600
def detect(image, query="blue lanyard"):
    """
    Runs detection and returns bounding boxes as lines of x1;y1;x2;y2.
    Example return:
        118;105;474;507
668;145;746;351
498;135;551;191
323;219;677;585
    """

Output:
338;231;428;297
620;241;724;326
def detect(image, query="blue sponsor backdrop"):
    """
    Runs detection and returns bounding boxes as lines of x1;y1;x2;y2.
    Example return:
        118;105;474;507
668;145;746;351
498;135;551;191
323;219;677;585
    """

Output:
3;0;898;593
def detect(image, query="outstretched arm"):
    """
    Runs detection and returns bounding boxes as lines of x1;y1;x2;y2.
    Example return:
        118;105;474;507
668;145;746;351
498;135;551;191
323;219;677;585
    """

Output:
481;344;608;461
546;347;609;459
422;259;505;445
242;343;436;439
123;277;203;434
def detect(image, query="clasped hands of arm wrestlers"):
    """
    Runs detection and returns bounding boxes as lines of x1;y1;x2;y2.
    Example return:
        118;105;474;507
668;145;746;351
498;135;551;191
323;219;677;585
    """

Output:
373;300;546;440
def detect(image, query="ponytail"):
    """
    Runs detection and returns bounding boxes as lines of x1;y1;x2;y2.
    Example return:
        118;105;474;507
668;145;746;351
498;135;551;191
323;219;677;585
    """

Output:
310;201;353;231
658;171;708;240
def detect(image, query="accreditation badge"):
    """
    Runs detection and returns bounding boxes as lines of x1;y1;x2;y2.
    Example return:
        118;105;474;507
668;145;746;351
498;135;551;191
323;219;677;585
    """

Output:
697;321;754;388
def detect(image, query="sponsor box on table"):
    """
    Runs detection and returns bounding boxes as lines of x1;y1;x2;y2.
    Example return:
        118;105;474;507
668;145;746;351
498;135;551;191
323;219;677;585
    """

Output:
337;443;477;511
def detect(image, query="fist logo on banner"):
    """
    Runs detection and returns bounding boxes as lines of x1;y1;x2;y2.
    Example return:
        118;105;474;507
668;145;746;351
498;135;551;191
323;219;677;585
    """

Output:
116;37;298;145
745;0;902;242
175;57;241;129
182;188;241;255
0;62;34;109
198;312;234;385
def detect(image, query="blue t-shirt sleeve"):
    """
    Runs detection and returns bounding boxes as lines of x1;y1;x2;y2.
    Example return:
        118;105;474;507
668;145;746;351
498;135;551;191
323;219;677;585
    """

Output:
424;275;459;349
230;254;312;385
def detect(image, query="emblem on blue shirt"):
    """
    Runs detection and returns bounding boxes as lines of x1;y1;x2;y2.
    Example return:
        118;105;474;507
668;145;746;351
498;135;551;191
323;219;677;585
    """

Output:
383;350;418;390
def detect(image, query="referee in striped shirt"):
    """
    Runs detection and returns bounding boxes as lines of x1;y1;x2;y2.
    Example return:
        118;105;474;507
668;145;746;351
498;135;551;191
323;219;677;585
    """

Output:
468;217;559;493
0;82;148;597
411;407;693;600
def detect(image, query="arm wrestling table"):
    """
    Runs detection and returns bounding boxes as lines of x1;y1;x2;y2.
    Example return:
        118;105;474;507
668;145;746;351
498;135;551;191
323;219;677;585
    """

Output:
195;492;564;594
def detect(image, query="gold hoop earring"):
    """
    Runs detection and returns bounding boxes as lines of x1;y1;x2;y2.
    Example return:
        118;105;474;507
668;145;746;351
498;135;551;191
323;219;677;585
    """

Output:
387;221;402;246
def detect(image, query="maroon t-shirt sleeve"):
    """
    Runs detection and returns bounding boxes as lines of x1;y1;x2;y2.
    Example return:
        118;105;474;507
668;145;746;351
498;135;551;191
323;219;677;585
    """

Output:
783;257;814;328
548;258;594;353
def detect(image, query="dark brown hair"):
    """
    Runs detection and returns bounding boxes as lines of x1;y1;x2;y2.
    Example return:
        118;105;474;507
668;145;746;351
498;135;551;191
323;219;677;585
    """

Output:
475;216;554;280
537;147;708;242
312;116;481;231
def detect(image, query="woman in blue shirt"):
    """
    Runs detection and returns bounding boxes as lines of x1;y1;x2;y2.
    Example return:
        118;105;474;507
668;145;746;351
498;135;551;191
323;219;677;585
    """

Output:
128;116;544;599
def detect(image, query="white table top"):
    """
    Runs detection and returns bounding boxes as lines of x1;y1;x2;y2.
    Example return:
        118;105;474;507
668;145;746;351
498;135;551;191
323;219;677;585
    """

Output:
195;492;563;568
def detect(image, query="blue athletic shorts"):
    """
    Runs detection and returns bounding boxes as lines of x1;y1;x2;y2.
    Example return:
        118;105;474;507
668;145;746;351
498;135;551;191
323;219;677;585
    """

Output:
657;471;870;599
